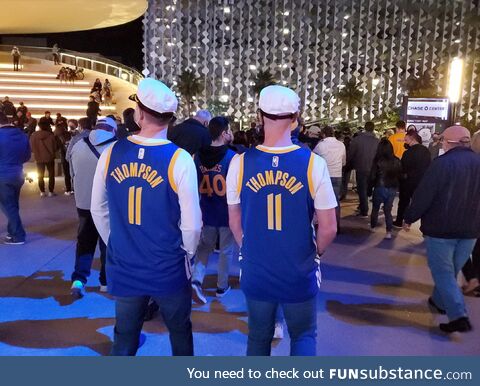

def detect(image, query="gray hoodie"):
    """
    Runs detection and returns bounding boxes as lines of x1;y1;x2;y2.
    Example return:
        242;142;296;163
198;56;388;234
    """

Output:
70;129;116;210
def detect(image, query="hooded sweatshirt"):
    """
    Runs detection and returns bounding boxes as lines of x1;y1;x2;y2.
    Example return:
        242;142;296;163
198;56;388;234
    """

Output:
195;145;236;227
70;129;116;210
0;125;31;180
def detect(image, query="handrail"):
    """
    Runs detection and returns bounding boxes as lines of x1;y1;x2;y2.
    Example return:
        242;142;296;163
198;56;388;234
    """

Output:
0;44;143;85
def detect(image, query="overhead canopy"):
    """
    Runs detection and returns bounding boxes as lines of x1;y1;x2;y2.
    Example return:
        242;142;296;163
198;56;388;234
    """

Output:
0;0;147;34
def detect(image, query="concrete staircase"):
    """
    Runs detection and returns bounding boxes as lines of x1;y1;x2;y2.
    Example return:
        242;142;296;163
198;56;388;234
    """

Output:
0;52;136;121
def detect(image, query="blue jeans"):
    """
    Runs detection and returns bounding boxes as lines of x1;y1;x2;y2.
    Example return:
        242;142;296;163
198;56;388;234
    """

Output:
330;177;342;227
246;296;317;356
356;171;369;216
371;186;397;231
0;178;26;241
111;286;193;356
425;237;476;321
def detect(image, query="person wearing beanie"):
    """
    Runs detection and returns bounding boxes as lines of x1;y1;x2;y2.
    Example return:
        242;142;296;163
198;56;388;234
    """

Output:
226;85;337;356
91;78;201;356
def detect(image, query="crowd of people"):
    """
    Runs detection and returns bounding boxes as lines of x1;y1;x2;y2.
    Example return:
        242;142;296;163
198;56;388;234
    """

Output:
1;76;480;356
57;66;84;83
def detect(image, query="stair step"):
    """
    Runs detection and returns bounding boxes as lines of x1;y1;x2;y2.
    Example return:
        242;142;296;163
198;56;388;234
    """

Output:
0;71;57;78
0;77;89;86
6;94;90;101
0;85;90;93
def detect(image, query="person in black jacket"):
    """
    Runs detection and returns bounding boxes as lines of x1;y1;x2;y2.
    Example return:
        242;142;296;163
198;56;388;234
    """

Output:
346;122;379;217
168;110;212;155
393;129;431;227
368;139;402;239
404;126;480;333
86;96;101;125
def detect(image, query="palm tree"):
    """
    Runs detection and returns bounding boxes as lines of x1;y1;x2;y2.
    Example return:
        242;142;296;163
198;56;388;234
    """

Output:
177;69;204;116
334;79;364;120
252;69;276;96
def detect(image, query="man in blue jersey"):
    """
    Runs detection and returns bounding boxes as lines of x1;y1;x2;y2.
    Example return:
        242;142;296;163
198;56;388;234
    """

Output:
191;116;237;303
91;78;202;356
226;85;338;356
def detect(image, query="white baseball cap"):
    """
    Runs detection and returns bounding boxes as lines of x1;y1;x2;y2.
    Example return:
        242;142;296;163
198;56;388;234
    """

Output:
96;117;117;130
129;78;178;114
258;85;300;116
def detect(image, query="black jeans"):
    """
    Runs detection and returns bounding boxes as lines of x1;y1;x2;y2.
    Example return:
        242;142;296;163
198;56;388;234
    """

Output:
356;171;370;216
13;57;20;71
36;161;55;193
462;239;480;282
62;159;72;192
111;286;193;356
71;208;106;285
395;183;414;225
0;178;26;241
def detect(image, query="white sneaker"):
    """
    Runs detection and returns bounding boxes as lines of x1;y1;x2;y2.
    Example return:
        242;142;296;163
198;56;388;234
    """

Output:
273;322;284;339
48;192;57;197
99;285;108;293
385;232;392;240
64;191;74;196
192;281;207;304
70;280;85;298
40;192;46;197
370;227;376;233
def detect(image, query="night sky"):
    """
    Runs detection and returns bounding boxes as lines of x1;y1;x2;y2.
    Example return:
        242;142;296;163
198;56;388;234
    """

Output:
5;17;144;72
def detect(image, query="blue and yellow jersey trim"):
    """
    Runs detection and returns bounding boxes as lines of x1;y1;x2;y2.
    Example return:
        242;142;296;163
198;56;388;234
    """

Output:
237;153;244;196
127;137;170;146
307;153;315;199
168;148;183;193
103;143;115;180
256;145;300;154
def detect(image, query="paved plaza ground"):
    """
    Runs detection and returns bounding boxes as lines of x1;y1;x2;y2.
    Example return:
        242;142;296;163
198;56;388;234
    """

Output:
0;172;479;356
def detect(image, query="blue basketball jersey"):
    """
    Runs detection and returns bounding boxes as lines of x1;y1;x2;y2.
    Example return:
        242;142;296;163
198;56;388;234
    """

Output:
239;146;318;303
195;148;236;227
105;137;190;296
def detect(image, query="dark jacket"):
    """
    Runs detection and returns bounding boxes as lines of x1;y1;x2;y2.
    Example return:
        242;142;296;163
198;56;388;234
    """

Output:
2;101;16;117
86;101;100;117
25;117;37;136
347;131;379;173
401;144;431;191
39;116;54;127
404;147;480;239
168;118;211;155
197;145;229;169
368;157;402;194
0;125;31;180
30;129;58;163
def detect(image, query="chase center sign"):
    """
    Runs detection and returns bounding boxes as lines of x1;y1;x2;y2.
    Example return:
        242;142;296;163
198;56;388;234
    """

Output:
403;97;451;145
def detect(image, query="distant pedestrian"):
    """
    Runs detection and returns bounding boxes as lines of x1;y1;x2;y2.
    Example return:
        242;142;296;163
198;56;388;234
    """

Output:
388;120;406;159
393;129;431;228
70;117;117;297
346;121;379;218
0;112;31;245
368;139;402;239
314;125;346;231
52;44;61;65
30;120;58;197
11;47;21;71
